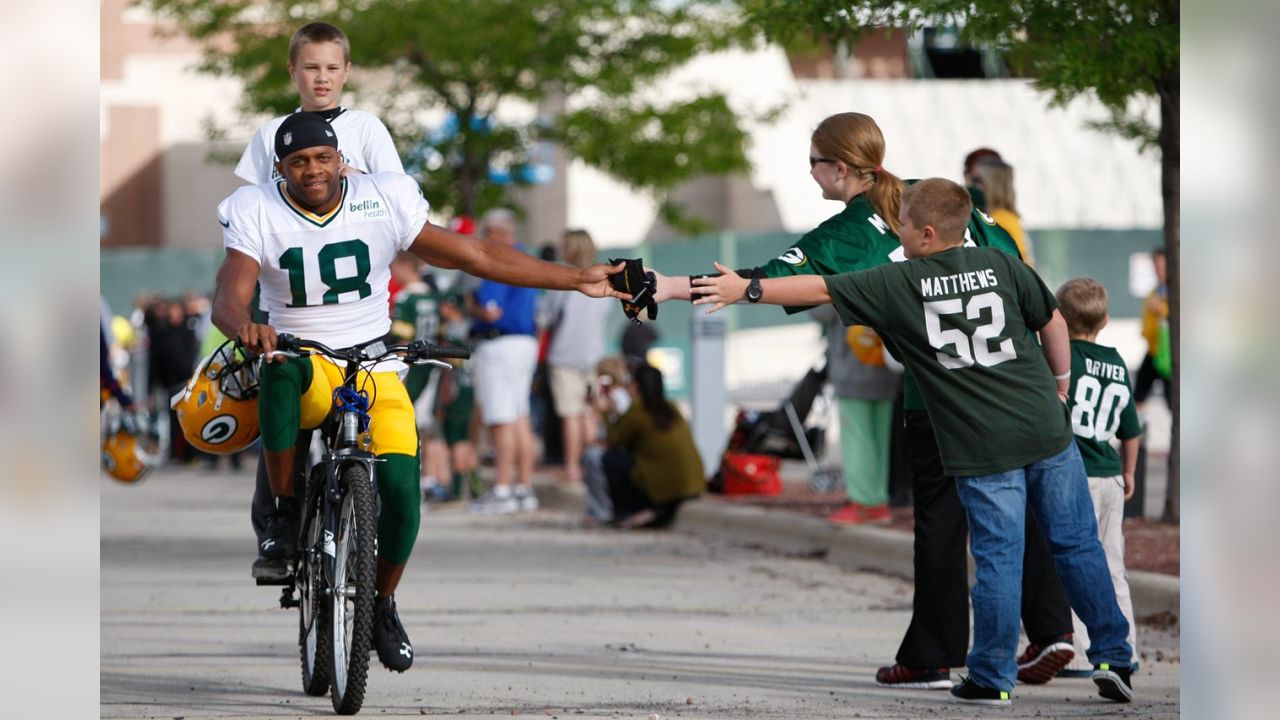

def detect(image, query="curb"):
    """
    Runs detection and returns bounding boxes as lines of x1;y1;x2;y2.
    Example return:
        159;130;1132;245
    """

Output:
540;483;1179;622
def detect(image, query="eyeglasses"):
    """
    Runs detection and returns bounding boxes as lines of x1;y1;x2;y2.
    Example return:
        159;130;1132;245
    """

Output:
808;156;833;168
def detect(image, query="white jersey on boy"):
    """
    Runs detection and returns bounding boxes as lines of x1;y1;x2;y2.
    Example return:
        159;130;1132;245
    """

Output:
235;108;404;184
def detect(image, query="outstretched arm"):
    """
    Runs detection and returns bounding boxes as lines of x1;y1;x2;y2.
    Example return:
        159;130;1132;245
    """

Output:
409;221;627;299
690;261;830;313
652;267;753;303
211;250;280;357
652;270;692;303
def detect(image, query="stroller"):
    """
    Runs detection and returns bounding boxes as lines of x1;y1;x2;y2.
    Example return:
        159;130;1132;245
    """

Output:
709;363;843;495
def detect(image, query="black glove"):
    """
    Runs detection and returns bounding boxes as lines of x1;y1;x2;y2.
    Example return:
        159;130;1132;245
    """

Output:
607;257;658;325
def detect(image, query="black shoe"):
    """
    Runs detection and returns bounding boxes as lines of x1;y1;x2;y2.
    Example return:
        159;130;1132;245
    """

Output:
251;555;290;580
259;501;298;562
949;677;1012;707
372;595;413;672
1092;663;1133;702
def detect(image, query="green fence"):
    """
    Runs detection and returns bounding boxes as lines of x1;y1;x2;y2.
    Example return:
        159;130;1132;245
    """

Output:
102;228;1160;397
100;248;226;315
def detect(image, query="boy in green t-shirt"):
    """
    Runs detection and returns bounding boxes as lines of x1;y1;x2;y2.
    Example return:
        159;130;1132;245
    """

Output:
1055;277;1142;672
691;178;1134;707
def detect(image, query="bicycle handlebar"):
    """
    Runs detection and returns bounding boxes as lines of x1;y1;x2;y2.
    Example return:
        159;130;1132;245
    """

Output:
274;334;470;364
429;344;471;360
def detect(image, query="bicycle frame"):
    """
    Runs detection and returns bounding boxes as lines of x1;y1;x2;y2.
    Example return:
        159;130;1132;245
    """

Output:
304;360;378;598
268;333;468;713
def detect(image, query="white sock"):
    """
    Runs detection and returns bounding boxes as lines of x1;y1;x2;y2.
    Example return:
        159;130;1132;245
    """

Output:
493;484;512;499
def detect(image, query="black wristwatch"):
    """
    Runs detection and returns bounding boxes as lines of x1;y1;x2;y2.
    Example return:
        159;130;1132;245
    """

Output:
745;267;764;303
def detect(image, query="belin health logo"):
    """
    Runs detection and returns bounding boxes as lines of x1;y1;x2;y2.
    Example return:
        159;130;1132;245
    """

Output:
349;198;388;218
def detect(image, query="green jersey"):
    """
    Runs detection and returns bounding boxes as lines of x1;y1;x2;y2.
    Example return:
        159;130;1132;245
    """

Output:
1067;340;1142;477
761;194;901;313
391;283;441;399
824;245;1072;476
391;282;442;345
760;189;1022;411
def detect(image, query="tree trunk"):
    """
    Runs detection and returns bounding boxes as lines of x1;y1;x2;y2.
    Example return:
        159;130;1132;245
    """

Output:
457;151;477;218
1158;68;1180;524
456;108;478;218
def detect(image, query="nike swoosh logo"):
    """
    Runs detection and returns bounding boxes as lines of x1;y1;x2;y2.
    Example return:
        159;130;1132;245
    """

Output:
219;218;230;228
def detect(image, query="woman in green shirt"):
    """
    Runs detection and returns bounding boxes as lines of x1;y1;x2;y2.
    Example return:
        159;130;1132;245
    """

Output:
598;363;704;528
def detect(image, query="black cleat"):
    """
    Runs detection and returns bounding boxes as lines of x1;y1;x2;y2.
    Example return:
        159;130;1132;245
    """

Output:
251;555;290;581
259;500;299;562
372;595;413;672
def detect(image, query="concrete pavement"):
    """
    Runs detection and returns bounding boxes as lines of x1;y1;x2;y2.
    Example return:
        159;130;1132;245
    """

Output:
102;465;1180;719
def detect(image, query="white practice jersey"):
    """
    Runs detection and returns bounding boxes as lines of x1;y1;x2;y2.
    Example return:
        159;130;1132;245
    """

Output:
235;108;405;184
217;172;429;350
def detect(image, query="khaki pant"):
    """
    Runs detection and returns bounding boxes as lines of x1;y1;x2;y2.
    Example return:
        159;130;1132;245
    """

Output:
1066;474;1138;669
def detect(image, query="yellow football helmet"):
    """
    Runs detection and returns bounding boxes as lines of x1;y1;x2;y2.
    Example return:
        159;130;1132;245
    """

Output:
102;412;155;484
171;342;261;454
846;325;886;368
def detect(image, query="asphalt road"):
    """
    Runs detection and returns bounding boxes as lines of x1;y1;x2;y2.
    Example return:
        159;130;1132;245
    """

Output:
102;465;1180;719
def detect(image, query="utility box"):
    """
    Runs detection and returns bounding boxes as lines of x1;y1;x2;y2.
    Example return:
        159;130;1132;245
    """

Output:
690;310;728;473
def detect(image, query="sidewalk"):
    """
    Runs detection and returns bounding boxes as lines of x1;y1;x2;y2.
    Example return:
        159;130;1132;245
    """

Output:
541;478;1180;621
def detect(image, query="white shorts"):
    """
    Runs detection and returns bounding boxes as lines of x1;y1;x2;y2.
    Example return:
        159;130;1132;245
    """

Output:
471;334;538;425
549;365;594;416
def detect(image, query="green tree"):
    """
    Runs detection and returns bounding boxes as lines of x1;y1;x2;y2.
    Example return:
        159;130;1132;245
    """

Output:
744;0;1181;522
145;0;754;227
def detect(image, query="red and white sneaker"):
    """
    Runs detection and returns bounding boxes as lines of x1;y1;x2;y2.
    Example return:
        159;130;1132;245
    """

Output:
1017;634;1075;684
875;664;953;690
827;502;892;525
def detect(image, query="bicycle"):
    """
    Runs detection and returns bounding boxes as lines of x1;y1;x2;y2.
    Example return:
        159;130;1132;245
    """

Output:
267;333;468;715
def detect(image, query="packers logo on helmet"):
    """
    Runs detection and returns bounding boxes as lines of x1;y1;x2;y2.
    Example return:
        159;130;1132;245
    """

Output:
172;341;261;455
200;415;240;445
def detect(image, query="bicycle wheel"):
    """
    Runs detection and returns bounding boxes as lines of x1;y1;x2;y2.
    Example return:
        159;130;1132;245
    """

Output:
329;462;376;715
298;465;330;696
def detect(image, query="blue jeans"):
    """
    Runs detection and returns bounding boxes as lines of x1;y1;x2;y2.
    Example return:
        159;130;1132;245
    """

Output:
955;443;1132;692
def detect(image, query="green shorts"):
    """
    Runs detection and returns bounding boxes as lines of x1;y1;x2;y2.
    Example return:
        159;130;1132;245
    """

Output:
442;385;474;446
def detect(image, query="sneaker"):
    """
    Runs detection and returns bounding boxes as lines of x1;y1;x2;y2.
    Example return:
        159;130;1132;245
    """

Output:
861;504;892;524
469;487;518;515
514;486;539;513
827;502;892;525
259;501;299;561
421;482;454;504
371;595;413;672
827;503;865;524
875;664;952;690
1017;634;1075;684
1092;663;1133;702
949;677;1011;706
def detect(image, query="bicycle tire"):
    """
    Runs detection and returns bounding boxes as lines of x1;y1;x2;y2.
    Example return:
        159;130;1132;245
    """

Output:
298;465;330;696
329;462;376;715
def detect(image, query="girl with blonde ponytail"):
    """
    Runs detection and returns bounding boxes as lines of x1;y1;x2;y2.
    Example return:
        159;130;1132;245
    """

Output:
809;112;905;234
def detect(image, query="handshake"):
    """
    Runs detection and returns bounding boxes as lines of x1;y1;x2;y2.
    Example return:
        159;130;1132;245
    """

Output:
606;258;659;325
